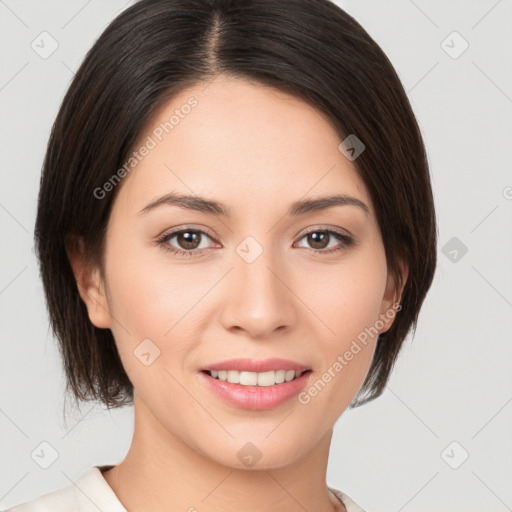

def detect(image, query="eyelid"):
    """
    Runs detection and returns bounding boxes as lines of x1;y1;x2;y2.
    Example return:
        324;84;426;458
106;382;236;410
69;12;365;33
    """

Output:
295;224;353;239
157;224;218;241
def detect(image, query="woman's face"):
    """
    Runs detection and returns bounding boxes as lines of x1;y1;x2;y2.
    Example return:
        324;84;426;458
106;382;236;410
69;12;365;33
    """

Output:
84;75;402;468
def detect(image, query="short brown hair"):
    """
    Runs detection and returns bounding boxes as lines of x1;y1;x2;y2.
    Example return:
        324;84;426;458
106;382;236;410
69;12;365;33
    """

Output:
34;0;437;411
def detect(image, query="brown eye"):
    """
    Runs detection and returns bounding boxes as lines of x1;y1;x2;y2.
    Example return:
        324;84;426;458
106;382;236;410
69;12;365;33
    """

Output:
174;230;203;250
295;229;354;253
306;231;330;250
157;228;216;257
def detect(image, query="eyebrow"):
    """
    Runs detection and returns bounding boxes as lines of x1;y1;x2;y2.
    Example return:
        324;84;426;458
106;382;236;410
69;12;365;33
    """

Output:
138;191;369;217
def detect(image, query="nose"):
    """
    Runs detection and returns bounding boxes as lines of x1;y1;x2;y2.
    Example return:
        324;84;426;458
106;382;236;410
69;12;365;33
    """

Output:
219;242;298;339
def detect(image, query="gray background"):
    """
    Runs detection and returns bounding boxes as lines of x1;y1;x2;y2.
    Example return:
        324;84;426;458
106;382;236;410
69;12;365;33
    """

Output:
1;1;511;511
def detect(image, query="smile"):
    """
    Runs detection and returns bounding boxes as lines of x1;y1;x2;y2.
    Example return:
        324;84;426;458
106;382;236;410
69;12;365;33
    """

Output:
198;369;312;410
203;369;307;386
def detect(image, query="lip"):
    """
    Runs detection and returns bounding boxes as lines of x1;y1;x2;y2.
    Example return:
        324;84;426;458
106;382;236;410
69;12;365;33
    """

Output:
199;358;310;373
198;369;312;410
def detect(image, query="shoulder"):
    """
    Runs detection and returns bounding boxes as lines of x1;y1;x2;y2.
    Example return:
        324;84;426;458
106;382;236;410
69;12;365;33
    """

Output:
3;466;125;512
328;486;368;512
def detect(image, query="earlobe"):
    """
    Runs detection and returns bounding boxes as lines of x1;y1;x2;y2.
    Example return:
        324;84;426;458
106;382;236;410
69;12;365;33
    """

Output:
66;236;112;329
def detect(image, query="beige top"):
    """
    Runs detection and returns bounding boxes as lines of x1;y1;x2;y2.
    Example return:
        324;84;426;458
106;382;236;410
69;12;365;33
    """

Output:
4;465;367;512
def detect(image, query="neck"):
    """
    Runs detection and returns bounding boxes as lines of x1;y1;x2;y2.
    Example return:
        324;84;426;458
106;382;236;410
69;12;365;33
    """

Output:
102;393;345;512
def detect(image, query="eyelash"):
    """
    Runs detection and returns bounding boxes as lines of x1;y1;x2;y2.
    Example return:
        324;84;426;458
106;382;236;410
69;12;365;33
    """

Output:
156;226;355;258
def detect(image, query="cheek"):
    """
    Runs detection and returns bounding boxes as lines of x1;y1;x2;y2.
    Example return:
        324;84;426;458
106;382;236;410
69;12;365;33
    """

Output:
103;241;216;374
302;252;388;342
103;255;193;388
104;239;191;332
297;263;384;419
297;248;387;405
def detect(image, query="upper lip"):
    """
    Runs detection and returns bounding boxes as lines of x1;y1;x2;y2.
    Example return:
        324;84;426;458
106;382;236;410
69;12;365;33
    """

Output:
200;358;310;373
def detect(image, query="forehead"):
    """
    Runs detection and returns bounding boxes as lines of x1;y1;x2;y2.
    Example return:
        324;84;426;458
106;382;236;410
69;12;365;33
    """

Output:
116;76;372;218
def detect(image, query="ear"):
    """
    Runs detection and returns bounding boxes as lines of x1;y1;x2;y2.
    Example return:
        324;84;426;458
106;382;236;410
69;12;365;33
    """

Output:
66;236;112;329
378;259;408;335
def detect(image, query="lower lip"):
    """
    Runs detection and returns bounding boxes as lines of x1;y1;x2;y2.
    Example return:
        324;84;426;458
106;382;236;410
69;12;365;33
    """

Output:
198;371;311;410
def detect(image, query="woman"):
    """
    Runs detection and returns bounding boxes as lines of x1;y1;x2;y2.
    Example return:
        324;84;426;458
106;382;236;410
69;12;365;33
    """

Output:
7;0;437;510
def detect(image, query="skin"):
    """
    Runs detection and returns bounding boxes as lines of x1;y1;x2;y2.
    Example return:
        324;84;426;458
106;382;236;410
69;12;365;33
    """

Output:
69;75;407;512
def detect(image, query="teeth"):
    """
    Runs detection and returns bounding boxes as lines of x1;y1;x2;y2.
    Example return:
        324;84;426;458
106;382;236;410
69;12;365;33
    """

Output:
227;370;240;384
207;369;305;386
240;371;257;385
275;369;285;384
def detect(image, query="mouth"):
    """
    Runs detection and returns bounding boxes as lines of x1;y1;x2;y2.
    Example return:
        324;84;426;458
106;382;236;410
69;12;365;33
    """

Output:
201;369;311;387
197;358;313;410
